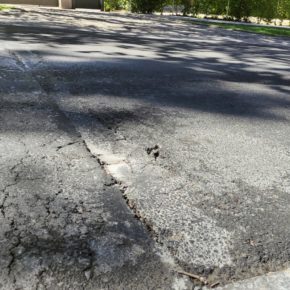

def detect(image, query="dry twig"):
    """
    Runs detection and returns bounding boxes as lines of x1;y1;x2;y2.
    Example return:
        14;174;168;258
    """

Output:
210;281;220;288
177;270;208;285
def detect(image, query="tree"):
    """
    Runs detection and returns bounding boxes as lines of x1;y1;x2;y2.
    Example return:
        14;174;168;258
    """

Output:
104;0;290;24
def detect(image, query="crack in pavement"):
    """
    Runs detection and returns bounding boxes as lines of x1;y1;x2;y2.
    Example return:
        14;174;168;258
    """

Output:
0;38;188;289
0;157;28;218
56;140;82;152
3;8;290;289
7;236;21;278
20;53;195;285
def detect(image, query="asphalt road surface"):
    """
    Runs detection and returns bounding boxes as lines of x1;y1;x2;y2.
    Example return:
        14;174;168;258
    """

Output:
1;7;290;289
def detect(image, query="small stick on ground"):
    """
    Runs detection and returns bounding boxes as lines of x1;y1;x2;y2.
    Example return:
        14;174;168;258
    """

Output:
210;281;220;288
177;270;208;285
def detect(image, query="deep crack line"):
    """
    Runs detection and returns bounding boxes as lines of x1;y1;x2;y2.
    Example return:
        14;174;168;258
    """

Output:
7;236;21;278
0;191;9;218
56;140;82;151
81;139;161;243
0;182;18;218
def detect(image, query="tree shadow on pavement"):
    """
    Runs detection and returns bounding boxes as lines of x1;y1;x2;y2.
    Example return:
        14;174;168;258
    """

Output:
1;13;290;123
1;11;290;287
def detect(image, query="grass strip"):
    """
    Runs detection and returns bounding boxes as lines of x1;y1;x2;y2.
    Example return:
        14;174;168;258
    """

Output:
191;19;290;37
0;5;14;11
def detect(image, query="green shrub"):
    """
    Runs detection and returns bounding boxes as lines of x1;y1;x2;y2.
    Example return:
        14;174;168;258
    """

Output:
105;0;129;11
130;0;166;13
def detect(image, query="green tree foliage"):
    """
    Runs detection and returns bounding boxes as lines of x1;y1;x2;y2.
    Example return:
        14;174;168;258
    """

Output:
104;0;290;23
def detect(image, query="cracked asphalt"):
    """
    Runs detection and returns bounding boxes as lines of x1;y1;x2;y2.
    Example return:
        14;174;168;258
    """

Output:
1;6;290;289
0;10;190;290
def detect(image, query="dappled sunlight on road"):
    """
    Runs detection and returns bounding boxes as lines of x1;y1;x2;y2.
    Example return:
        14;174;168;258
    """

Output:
1;7;290;287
